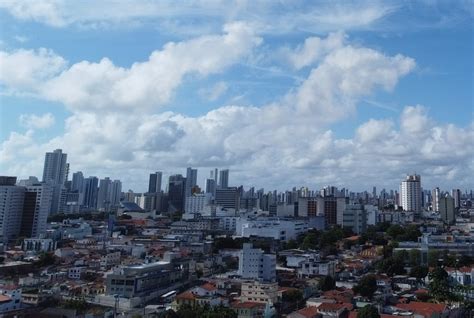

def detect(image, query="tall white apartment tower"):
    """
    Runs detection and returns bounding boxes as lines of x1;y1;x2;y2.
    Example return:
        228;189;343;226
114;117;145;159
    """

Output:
432;187;440;212
42;149;68;214
400;174;422;213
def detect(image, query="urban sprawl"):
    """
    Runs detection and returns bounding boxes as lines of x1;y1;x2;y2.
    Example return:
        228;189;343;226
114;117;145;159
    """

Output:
0;149;473;317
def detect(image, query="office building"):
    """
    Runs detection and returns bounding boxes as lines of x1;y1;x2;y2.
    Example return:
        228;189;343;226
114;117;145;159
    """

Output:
83;176;99;210
168;174;186;212
0;177;24;242
97;177;112;211
185;167;198;199
238;243;276;282
439;194;455;225
205;178;216;197
451;189;461;209
219;169;229;189
215;187;240;210
42;149;68;214
148;172;162;193
109;180;122;208
400;174;422;213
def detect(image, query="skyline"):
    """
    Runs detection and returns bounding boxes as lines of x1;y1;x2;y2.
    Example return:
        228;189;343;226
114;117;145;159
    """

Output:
0;1;473;192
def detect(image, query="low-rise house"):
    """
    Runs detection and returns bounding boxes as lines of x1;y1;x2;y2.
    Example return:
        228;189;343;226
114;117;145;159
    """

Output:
394;301;447;318
288;306;320;318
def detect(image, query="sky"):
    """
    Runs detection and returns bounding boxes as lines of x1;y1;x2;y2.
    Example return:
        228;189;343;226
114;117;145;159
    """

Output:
0;0;473;193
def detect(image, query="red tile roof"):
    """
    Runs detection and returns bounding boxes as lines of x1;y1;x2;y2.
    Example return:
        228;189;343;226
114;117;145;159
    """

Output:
231;301;265;309
318;302;352;312
396;302;446;318
0;295;11;303
200;282;217;291
296;306;319;318
176;291;196;300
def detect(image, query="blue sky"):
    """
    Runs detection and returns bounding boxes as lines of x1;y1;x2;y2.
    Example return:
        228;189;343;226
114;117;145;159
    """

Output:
0;0;472;192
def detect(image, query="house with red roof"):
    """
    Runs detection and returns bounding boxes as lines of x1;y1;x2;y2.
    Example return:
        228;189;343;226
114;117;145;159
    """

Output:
288;306;321;318
395;301;447;318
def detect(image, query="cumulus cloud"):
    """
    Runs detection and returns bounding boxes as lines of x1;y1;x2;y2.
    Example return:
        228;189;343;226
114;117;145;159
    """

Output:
19;113;55;129
283;31;346;69
1;32;471;191
0;22;260;112
0;48;66;91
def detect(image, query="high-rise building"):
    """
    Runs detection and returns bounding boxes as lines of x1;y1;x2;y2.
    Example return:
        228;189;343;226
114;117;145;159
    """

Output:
97;177;112;211
109;180;122;208
83;177;99;210
432;187;440;212
185;167;198;198
71;171;84;192
148;172;162;193
439;194;455;225
219;169;229;189
205;178;216;197
42;149;68;214
0;177;25;242
451;189;461;209
400;174;422;213
342;204;367;234
21;183;53;237
168;174;186;212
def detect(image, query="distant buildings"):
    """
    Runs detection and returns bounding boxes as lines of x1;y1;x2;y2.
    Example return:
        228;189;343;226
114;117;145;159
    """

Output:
148;172;162;193
400;174;422;213
219;169;229;189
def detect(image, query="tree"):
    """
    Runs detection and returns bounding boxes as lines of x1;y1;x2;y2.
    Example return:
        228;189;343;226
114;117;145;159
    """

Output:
301;231;319;250
410;266;428;280
377;256;405;277
283;289;303;303
353;274;377;299
409;249;421;267
387;225;405;240
428;250;440;267
318;275;336;291
357;305;380;318
428;266;456;303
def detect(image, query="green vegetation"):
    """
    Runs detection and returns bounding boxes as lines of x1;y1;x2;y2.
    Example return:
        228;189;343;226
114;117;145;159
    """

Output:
410;265;429;280
318;275;336;291
353;274;377;299
357;305;380;318
428;266;458;303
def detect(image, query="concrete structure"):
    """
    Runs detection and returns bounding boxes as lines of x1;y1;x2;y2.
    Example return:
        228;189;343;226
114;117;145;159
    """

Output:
0;177;24;242
148;172;162;193
22;238;56;252
432;187;440;212
238;243;276;282
185;167;198;198
236;217;308;242
342;204;367;234
219;169;229;189
451;189;461;209
21;183;53;237
400;174;422;213
215;187;240;210
42;149;68;214
439;194;455;225
184;193;211;216
83;176;98;210
240;281;278;304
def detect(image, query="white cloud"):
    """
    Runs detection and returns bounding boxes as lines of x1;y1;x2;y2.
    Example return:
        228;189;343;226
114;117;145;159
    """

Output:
19;113;55;130
0;48;66;91
1;32;471;191
0;0;396;33
199;81;228;101
14;35;28;43
0;22;260;112
283;32;346;69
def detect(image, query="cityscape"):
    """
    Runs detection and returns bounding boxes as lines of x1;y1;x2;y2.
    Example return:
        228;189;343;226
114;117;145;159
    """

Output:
0;1;473;318
0;148;473;317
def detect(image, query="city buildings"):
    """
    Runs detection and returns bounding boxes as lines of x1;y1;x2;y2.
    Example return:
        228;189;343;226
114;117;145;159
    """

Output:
0;177;24;242
439;194;455;225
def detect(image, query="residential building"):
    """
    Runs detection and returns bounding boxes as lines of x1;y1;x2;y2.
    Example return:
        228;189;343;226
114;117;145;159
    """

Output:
0;176;24;242
21;183;53;237
342;204;367;234
240;281;278;304
238;243;276;282
148;172;162;193
42;149;68;214
439;194;455;225
219;169;229;189
400;174;422;213
215;187;240;209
